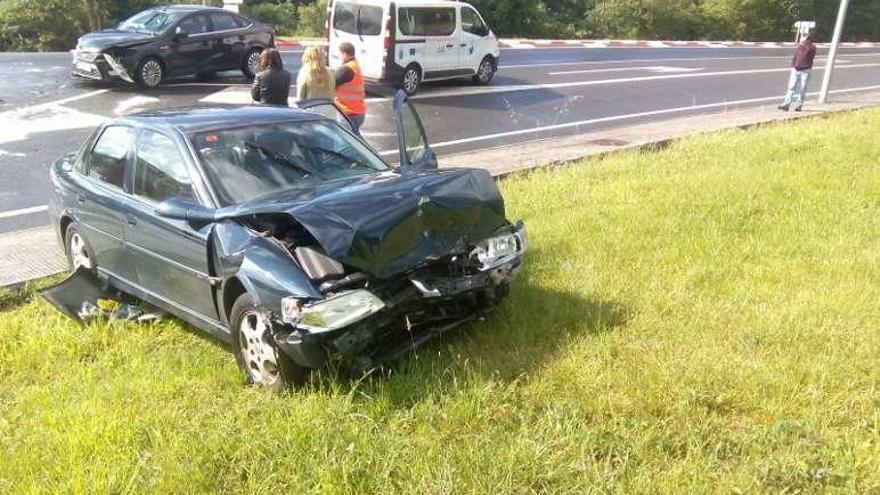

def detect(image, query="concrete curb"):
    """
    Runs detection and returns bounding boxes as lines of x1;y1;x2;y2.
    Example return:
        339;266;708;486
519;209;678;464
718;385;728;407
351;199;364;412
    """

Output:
3;92;880;289
275;37;880;50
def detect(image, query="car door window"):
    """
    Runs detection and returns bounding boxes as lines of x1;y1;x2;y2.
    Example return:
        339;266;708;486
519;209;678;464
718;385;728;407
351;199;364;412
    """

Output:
398;7;456;36
209;12;239;32
132;130;195;203
177;14;209;35
461;7;486;36
88;126;134;189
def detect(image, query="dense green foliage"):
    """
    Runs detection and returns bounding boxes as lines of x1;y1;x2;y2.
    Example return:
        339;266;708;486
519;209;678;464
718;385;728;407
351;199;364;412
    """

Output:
2;110;880;492
1;0;879;51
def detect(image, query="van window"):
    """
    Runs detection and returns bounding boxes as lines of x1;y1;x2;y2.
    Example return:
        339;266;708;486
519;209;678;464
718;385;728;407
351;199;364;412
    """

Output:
461;6;487;36
333;2;383;36
398;7;456;37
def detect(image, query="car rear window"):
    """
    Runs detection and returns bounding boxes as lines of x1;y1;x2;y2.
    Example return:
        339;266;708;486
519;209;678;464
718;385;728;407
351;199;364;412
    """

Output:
333;2;383;36
209;12;239;31
88;126;133;189
398;7;456;37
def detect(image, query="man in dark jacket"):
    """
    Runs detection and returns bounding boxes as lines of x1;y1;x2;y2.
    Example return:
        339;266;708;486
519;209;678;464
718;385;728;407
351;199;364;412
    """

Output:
251;48;291;106
779;35;817;112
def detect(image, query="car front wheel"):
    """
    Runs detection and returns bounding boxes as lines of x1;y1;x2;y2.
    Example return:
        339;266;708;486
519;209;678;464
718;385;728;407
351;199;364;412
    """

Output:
230;293;307;391
473;56;496;85
135;57;165;89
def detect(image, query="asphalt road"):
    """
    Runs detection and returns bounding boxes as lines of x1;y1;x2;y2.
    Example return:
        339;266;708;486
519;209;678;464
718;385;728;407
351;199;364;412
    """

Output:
2;45;880;235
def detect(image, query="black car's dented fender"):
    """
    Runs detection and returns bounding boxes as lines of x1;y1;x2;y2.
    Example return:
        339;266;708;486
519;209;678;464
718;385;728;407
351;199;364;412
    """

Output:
212;220;320;323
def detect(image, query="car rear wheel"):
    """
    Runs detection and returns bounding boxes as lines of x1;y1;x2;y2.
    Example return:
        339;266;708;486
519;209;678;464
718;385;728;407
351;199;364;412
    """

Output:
242;48;262;79
401;65;422;96
64;223;95;272
230;293;307;392
473;56;496;85
135;57;165;89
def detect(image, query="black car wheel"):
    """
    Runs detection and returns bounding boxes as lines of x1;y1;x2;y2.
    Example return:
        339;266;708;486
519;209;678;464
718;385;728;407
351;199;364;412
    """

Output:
135;57;165;89
230;293;308;392
473;56;496;85
64;223;96;272
401;65;422;96
242;48;262;79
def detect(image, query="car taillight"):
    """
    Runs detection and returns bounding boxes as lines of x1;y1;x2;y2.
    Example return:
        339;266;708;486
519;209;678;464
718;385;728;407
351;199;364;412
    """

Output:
384;19;392;50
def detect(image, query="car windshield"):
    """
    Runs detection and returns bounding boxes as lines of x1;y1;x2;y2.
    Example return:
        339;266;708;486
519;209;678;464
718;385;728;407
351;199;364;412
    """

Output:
192;120;391;205
118;9;178;34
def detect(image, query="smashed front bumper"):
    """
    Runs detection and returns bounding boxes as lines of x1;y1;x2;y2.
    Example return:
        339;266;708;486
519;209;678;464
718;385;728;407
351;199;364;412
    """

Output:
274;222;527;371
70;51;134;83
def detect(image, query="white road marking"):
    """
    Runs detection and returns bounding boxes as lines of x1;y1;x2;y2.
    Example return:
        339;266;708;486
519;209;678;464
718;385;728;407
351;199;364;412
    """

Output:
377;83;880;156
500;52;880;70
0;150;26;158
114;95;160;115
197;62;880;107
549;65;701;75
410;63;880;100
0;105;107;145
0;205;48;219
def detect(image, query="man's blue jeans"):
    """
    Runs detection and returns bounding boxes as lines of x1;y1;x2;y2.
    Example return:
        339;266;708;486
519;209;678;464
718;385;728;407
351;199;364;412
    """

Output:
783;69;811;108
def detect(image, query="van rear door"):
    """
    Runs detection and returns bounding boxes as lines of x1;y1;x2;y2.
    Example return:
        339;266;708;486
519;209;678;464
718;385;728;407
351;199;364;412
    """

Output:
329;1;387;80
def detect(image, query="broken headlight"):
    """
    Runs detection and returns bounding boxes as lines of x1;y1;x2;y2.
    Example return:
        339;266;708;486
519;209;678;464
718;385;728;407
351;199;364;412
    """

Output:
473;223;527;270
296;290;385;333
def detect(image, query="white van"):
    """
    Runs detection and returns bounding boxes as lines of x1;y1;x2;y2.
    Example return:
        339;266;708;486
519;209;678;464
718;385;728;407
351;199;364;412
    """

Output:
325;0;500;95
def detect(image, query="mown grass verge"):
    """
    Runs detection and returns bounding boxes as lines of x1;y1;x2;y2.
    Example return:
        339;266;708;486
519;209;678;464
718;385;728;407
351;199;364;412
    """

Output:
2;110;879;493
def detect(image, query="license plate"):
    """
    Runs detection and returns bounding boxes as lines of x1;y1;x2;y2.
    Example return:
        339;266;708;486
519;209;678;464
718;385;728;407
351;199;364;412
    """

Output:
74;60;96;72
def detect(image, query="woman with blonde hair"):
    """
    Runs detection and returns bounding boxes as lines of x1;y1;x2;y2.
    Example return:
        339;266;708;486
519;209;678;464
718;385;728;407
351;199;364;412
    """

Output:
296;46;335;101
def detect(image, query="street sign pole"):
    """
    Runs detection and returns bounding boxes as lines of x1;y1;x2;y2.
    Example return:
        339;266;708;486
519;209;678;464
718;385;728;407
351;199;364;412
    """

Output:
818;0;851;104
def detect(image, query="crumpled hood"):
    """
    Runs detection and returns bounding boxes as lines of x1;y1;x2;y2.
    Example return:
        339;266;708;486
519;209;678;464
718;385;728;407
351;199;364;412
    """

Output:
77;30;157;51
223;169;508;278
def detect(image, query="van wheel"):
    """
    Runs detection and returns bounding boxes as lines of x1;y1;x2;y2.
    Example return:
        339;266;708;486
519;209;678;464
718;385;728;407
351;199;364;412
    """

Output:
473;56;496;85
230;293;308;392
401;65;422;96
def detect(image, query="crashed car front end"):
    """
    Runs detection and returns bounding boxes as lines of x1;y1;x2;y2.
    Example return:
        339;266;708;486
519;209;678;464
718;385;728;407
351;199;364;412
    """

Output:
270;221;527;372
71;45;138;83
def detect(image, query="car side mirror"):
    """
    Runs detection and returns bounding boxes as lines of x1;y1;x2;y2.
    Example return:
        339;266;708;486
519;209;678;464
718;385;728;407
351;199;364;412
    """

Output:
156;197;215;225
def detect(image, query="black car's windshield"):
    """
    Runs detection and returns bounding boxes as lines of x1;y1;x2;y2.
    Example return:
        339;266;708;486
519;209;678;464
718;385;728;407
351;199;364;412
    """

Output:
192;120;391;205
118;9;178;34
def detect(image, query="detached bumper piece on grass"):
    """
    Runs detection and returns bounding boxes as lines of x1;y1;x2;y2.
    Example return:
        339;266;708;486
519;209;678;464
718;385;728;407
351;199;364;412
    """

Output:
41;268;163;324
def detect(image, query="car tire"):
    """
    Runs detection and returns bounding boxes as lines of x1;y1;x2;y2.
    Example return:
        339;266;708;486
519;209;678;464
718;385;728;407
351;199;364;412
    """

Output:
135;57;165;89
230;293;308;392
472;56;496;85
64;223;96;272
400;64;422;96
242;48;262;79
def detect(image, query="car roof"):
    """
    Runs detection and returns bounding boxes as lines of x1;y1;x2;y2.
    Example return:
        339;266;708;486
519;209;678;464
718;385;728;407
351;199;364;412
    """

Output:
117;106;327;133
152;4;223;13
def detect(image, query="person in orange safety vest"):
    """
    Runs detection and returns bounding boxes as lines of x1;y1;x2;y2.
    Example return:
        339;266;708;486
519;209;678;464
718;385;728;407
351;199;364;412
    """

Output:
334;42;367;136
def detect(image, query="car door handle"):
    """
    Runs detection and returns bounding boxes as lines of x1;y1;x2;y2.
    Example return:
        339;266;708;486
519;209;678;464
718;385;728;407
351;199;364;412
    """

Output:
446;44;454;48
238;35;246;41
126;217;138;226
460;43;467;47
76;194;86;204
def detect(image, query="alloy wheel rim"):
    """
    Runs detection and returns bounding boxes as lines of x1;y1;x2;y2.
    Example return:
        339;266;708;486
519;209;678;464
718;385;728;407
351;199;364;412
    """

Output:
142;60;162;87
404;69;419;93
239;310;279;385
69;232;93;270
479;60;493;82
247;51;260;75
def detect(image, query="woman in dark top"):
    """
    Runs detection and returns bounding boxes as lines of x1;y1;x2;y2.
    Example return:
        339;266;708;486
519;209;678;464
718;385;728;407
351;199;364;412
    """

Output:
251;48;291;106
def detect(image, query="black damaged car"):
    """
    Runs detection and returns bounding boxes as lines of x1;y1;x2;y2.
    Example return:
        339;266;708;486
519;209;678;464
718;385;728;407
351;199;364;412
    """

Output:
45;93;527;390
71;5;274;89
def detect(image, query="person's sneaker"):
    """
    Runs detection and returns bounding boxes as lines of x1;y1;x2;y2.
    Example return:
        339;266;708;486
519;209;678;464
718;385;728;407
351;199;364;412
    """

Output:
794;106;803;112
778;104;790;111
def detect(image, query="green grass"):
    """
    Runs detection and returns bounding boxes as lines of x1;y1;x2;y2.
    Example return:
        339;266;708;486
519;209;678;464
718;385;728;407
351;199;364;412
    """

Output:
2;110;880;494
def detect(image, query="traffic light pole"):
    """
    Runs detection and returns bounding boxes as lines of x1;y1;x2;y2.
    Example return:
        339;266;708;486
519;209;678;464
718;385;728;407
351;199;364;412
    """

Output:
818;0;851;104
